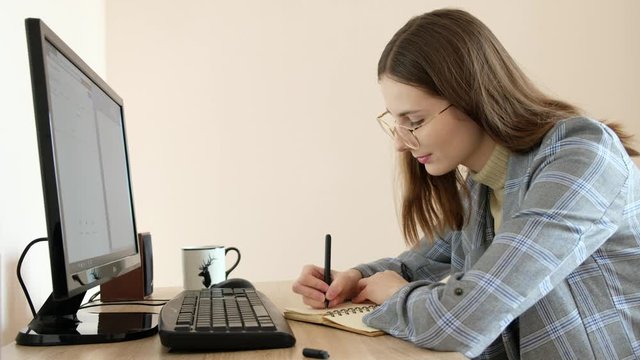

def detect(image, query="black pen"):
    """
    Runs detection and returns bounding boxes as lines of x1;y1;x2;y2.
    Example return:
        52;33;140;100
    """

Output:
324;234;332;309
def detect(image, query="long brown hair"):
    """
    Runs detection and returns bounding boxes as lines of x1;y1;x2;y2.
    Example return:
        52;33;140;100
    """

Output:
378;9;638;245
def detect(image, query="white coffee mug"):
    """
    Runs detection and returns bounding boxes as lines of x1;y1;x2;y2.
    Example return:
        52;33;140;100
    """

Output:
181;245;241;290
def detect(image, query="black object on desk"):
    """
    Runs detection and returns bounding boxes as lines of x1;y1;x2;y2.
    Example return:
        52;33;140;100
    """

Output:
303;347;330;358
158;279;296;351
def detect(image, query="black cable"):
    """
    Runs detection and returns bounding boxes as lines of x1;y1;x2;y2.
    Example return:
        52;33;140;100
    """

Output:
17;237;48;318
87;291;101;303
79;295;170;309
79;301;167;310
80;291;170;308
78;291;101;308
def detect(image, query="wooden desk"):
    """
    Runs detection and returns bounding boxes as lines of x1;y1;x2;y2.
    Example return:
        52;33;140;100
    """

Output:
2;281;467;359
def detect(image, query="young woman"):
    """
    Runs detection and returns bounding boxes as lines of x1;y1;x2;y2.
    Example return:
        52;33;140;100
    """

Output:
292;9;640;359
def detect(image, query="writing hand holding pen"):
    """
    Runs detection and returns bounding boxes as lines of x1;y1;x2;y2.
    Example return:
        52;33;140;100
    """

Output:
324;269;364;307
292;266;363;309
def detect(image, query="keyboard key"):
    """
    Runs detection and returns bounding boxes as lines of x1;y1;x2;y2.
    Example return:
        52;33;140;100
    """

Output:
253;305;269;317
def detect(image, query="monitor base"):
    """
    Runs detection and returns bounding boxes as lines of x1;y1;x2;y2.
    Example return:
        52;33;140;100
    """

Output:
16;311;158;346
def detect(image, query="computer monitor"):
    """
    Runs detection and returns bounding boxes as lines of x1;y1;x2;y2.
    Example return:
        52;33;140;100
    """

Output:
17;18;157;346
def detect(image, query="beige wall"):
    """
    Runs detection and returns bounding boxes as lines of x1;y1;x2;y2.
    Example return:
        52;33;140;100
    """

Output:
105;0;639;290
0;0;106;345
1;0;638;347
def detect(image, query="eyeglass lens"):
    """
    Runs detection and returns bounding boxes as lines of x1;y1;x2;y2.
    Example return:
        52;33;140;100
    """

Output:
378;113;419;149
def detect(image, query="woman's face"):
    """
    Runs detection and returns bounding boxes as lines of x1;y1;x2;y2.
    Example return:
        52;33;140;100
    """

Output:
379;75;495;174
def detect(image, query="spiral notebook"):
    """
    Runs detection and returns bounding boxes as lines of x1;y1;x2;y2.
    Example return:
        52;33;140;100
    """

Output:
283;302;385;336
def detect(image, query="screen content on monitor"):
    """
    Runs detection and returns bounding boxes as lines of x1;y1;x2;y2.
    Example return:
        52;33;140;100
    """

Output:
45;41;135;266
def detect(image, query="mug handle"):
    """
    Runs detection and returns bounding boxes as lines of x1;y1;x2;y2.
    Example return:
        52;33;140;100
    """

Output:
225;247;241;277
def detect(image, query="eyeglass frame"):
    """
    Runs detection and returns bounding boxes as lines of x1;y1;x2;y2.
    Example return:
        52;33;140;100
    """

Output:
375;104;453;150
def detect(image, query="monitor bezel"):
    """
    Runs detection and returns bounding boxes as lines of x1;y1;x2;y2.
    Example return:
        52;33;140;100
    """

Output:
26;18;141;300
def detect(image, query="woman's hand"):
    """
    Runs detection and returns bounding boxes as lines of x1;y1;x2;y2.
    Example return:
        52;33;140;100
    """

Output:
352;270;408;305
291;265;363;308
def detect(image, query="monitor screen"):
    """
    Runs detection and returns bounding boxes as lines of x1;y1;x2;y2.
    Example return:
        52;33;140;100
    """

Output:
44;40;136;271
18;18;156;346
28;21;141;300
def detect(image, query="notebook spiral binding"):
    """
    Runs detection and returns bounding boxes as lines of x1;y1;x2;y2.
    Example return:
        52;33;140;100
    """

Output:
326;305;377;317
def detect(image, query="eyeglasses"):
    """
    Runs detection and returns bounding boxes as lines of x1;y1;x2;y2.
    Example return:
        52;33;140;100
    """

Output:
375;104;453;150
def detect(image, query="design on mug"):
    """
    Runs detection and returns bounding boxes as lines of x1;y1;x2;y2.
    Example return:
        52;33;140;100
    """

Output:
198;254;214;288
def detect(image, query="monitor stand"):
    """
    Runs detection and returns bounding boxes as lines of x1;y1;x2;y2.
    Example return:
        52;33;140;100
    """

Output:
15;291;158;346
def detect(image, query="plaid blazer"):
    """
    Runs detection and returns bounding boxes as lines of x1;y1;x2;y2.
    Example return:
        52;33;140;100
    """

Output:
355;117;640;359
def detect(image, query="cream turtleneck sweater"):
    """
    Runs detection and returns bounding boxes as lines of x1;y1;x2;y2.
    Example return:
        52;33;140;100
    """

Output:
470;144;510;231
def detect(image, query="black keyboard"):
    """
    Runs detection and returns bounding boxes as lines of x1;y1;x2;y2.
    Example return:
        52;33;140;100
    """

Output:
158;286;296;351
